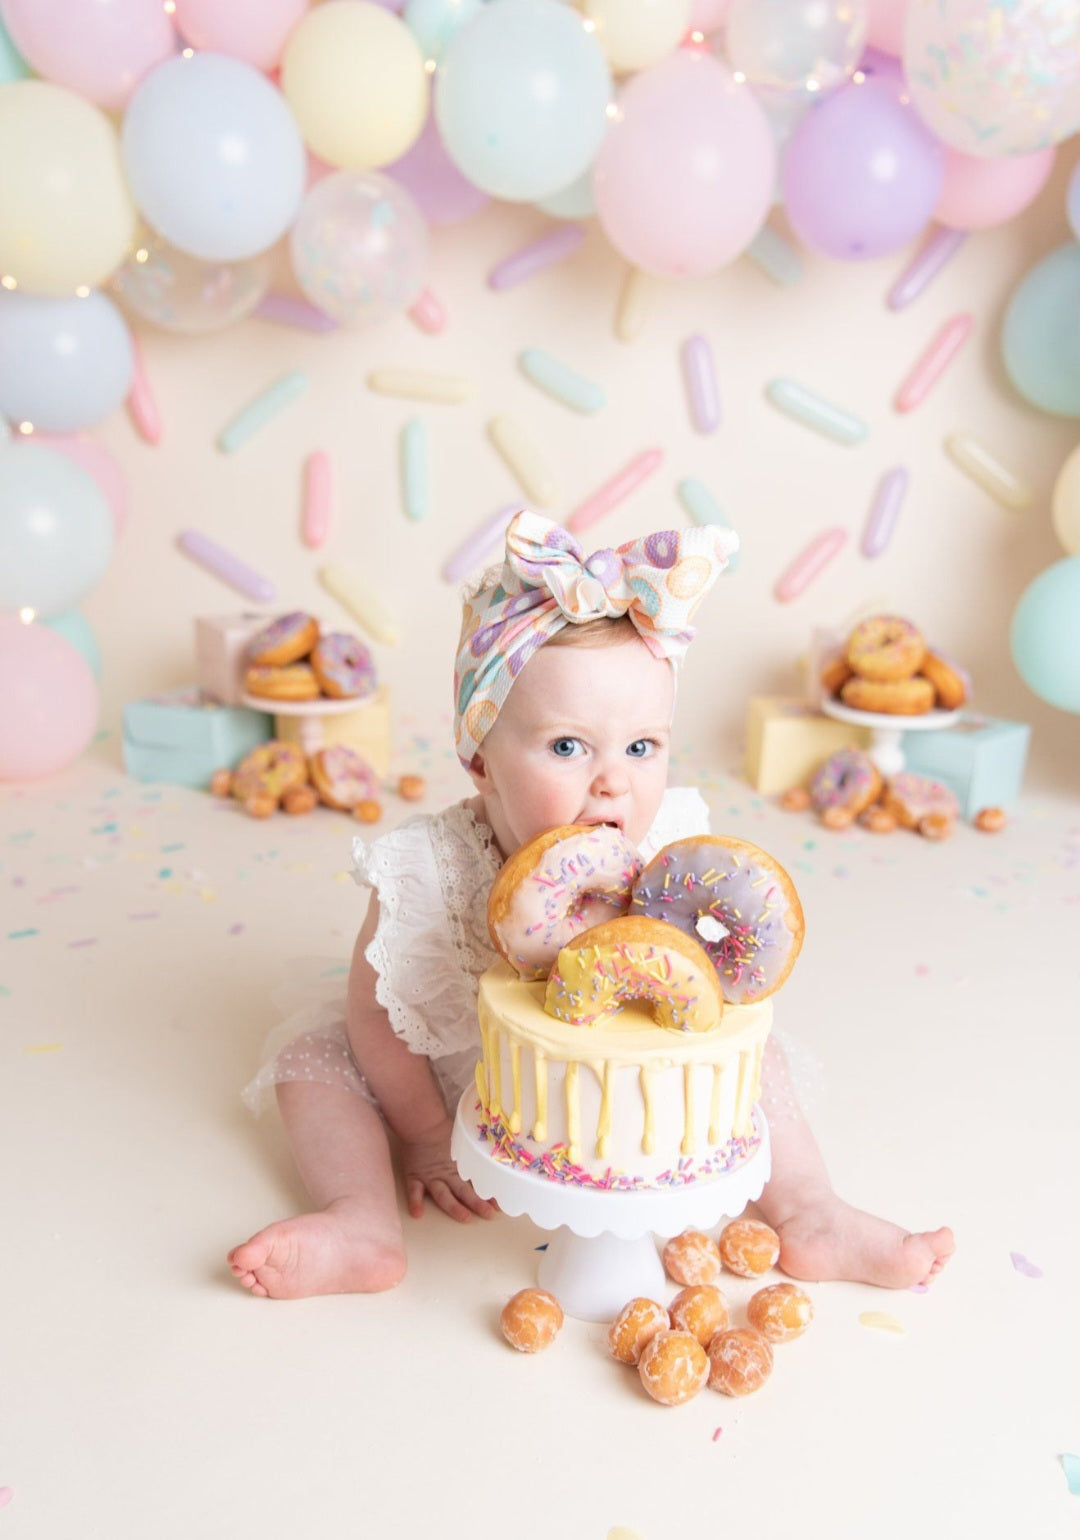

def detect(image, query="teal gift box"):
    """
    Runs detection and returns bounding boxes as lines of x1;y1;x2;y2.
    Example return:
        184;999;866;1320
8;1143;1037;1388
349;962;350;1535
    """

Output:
123;687;272;787
900;713;1031;817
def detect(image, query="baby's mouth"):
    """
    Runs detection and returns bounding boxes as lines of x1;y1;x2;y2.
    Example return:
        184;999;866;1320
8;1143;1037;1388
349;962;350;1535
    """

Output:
579;816;622;831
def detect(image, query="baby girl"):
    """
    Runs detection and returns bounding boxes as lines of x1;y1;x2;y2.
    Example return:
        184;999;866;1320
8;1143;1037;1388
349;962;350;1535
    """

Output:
229;512;954;1300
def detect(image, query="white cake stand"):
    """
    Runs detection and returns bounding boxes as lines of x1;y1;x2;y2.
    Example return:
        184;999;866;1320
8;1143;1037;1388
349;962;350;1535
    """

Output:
821;698;961;778
451;1092;771;1323
240;691;376;755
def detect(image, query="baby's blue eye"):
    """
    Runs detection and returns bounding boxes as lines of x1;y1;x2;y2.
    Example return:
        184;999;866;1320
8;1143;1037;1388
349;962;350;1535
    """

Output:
551;737;581;758
626;739;653;758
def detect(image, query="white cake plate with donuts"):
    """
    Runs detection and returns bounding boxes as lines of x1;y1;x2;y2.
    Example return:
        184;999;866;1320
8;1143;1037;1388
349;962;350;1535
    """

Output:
452;1092;771;1323
240;691;377;755
821;699;961;778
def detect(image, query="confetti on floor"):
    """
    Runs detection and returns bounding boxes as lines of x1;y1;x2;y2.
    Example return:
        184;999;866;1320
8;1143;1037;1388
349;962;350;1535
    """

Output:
607;1530;645;1540
1061;1454;1080;1495
1010;1251;1043;1279
25;1044;62;1054
0;1487;12;1510
712;1427;723;1441
859;1312;906;1335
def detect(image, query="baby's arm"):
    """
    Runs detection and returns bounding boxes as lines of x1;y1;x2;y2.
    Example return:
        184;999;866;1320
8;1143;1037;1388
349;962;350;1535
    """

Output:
345;896;496;1224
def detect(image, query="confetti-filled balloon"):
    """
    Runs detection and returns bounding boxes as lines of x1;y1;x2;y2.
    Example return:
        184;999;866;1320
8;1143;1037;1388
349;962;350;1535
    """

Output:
725;0;867;96
1001;243;1080;418
290;170;428;325
112;231;273;334
904;0;1080;157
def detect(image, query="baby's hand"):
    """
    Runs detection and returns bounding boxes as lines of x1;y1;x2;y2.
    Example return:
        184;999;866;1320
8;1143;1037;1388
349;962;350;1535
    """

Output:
401;1120;498;1224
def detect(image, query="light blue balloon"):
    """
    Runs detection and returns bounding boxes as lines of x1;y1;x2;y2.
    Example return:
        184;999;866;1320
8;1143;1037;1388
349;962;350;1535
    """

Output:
1010;555;1080;713
0;13;30;83
1001;242;1080;418
43;611;102;680
436;0;611;201
1068;164;1080;244
0;442;114;617
122;53;306;263
536;166;596;220
0;291;134;434
405;0;486;62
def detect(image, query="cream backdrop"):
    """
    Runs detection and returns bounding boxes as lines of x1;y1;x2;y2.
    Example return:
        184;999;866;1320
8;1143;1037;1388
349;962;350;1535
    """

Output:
83;146;1080;797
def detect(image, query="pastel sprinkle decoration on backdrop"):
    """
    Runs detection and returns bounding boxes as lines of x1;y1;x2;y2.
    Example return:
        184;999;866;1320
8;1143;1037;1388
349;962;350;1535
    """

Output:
944;433;1033;511
862;467;909;558
1009;1251;1043;1278
774;527;847;602
177;531;276;602
127;336;162;446
400;419;428;522
487;415;558;507
681;334;720;434
766;378;868;445
1061;1454;1080;1496
887;227;967;311
894;314;974;413
746;224;803;287
488;224;586;289
567;448;663;533
217;371;309;453
367;369;472;404
615;266;655;343
859;1312;906;1334
302;451;332;549
255;293;337;333
406;288;446;335
441;503;519;584
519;348;606;414
319;564;400;645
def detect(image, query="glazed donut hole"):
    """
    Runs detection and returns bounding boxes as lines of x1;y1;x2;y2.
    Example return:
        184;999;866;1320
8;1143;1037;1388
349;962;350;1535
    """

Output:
706;1327;774;1397
718;1219;781;1278
637;1329;710;1406
746;1283;814;1343
669;1284;729;1346
662;1229;722;1286
500;1288;564;1353
608;1297;670;1365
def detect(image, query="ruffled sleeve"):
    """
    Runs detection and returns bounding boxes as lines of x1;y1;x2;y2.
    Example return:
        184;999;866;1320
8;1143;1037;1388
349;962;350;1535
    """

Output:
351;803;501;1063
638;784;712;860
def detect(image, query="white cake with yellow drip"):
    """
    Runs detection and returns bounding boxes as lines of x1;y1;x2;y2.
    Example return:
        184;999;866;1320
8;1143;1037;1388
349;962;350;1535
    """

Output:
475;962;771;1190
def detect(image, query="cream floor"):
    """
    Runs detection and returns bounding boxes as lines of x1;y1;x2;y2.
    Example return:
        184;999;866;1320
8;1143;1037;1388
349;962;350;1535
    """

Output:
2;749;1078;1540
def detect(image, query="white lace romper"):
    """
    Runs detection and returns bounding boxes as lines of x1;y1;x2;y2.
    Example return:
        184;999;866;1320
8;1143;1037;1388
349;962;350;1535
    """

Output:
241;785;713;1117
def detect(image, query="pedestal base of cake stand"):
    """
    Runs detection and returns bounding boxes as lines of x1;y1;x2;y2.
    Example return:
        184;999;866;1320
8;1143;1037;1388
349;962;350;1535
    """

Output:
821;699;960;778
451;1095;772;1323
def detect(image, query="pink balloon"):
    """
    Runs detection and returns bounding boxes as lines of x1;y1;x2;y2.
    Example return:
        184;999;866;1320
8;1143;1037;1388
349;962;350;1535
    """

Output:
594;52;775;278
173;0;309;72
935;145;1056;230
866;0;906;56
13;432;128;538
0;0;176;110
0;617;99;781
688;0;731;31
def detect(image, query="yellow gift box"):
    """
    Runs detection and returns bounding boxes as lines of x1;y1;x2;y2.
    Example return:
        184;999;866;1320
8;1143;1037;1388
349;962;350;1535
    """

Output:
744;696;872;795
274;687;392;778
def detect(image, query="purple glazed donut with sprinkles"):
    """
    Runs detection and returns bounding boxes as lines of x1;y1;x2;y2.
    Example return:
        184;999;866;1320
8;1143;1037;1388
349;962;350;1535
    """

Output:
229;508;955;1305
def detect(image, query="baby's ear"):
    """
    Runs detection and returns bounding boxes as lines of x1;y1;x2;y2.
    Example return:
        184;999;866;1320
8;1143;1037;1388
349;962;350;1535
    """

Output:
466;749;490;793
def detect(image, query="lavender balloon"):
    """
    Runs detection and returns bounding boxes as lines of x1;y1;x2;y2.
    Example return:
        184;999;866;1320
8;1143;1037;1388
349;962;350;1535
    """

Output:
782;73;944;260
384;111;489;226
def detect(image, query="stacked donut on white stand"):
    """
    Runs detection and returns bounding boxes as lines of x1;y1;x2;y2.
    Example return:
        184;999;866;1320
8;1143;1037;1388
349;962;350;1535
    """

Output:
451;822;805;1321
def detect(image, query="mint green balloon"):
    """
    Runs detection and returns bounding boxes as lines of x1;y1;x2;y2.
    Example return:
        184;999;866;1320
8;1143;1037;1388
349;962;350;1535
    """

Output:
1010;555;1080;712
1001;242;1080;417
0;442;113;617
43;611;102;680
0;14;30;84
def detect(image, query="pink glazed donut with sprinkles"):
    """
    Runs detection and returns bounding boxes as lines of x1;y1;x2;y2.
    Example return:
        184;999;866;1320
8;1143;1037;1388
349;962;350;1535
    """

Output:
487;824;644;982
630;835;805;1006
809;747;882;818
310;632;377;699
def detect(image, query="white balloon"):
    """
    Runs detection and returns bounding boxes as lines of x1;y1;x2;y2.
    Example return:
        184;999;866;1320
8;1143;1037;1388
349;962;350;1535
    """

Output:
0;290;134;433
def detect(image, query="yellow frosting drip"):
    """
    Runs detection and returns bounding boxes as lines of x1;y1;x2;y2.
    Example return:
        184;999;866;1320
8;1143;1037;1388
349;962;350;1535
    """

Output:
597;1059;613;1159
533;1048;547;1140
509;1040;522;1134
681;1063;696;1157
708;1063;725;1145
565;1060;580;1161
640;1066;655;1155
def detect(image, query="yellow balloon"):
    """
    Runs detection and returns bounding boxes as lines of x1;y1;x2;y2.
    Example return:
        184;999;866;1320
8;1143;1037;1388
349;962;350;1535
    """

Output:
584;0;693;73
0;81;137;295
1051;440;1080;555
281;1;428;170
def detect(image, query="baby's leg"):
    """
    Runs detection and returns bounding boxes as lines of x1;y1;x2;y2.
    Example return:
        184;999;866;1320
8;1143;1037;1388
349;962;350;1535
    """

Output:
754;1037;954;1289
228;1080;406;1299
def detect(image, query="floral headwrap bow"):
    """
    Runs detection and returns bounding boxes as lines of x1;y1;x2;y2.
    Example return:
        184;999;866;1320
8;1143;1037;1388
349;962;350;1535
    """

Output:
453;510;738;766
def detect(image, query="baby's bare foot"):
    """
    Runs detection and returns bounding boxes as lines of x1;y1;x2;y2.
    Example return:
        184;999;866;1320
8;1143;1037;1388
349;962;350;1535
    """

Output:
771;1197;954;1289
227;1198;406;1299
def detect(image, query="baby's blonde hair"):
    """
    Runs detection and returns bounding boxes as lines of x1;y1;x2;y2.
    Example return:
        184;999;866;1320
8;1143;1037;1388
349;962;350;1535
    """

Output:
544;615;638;649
